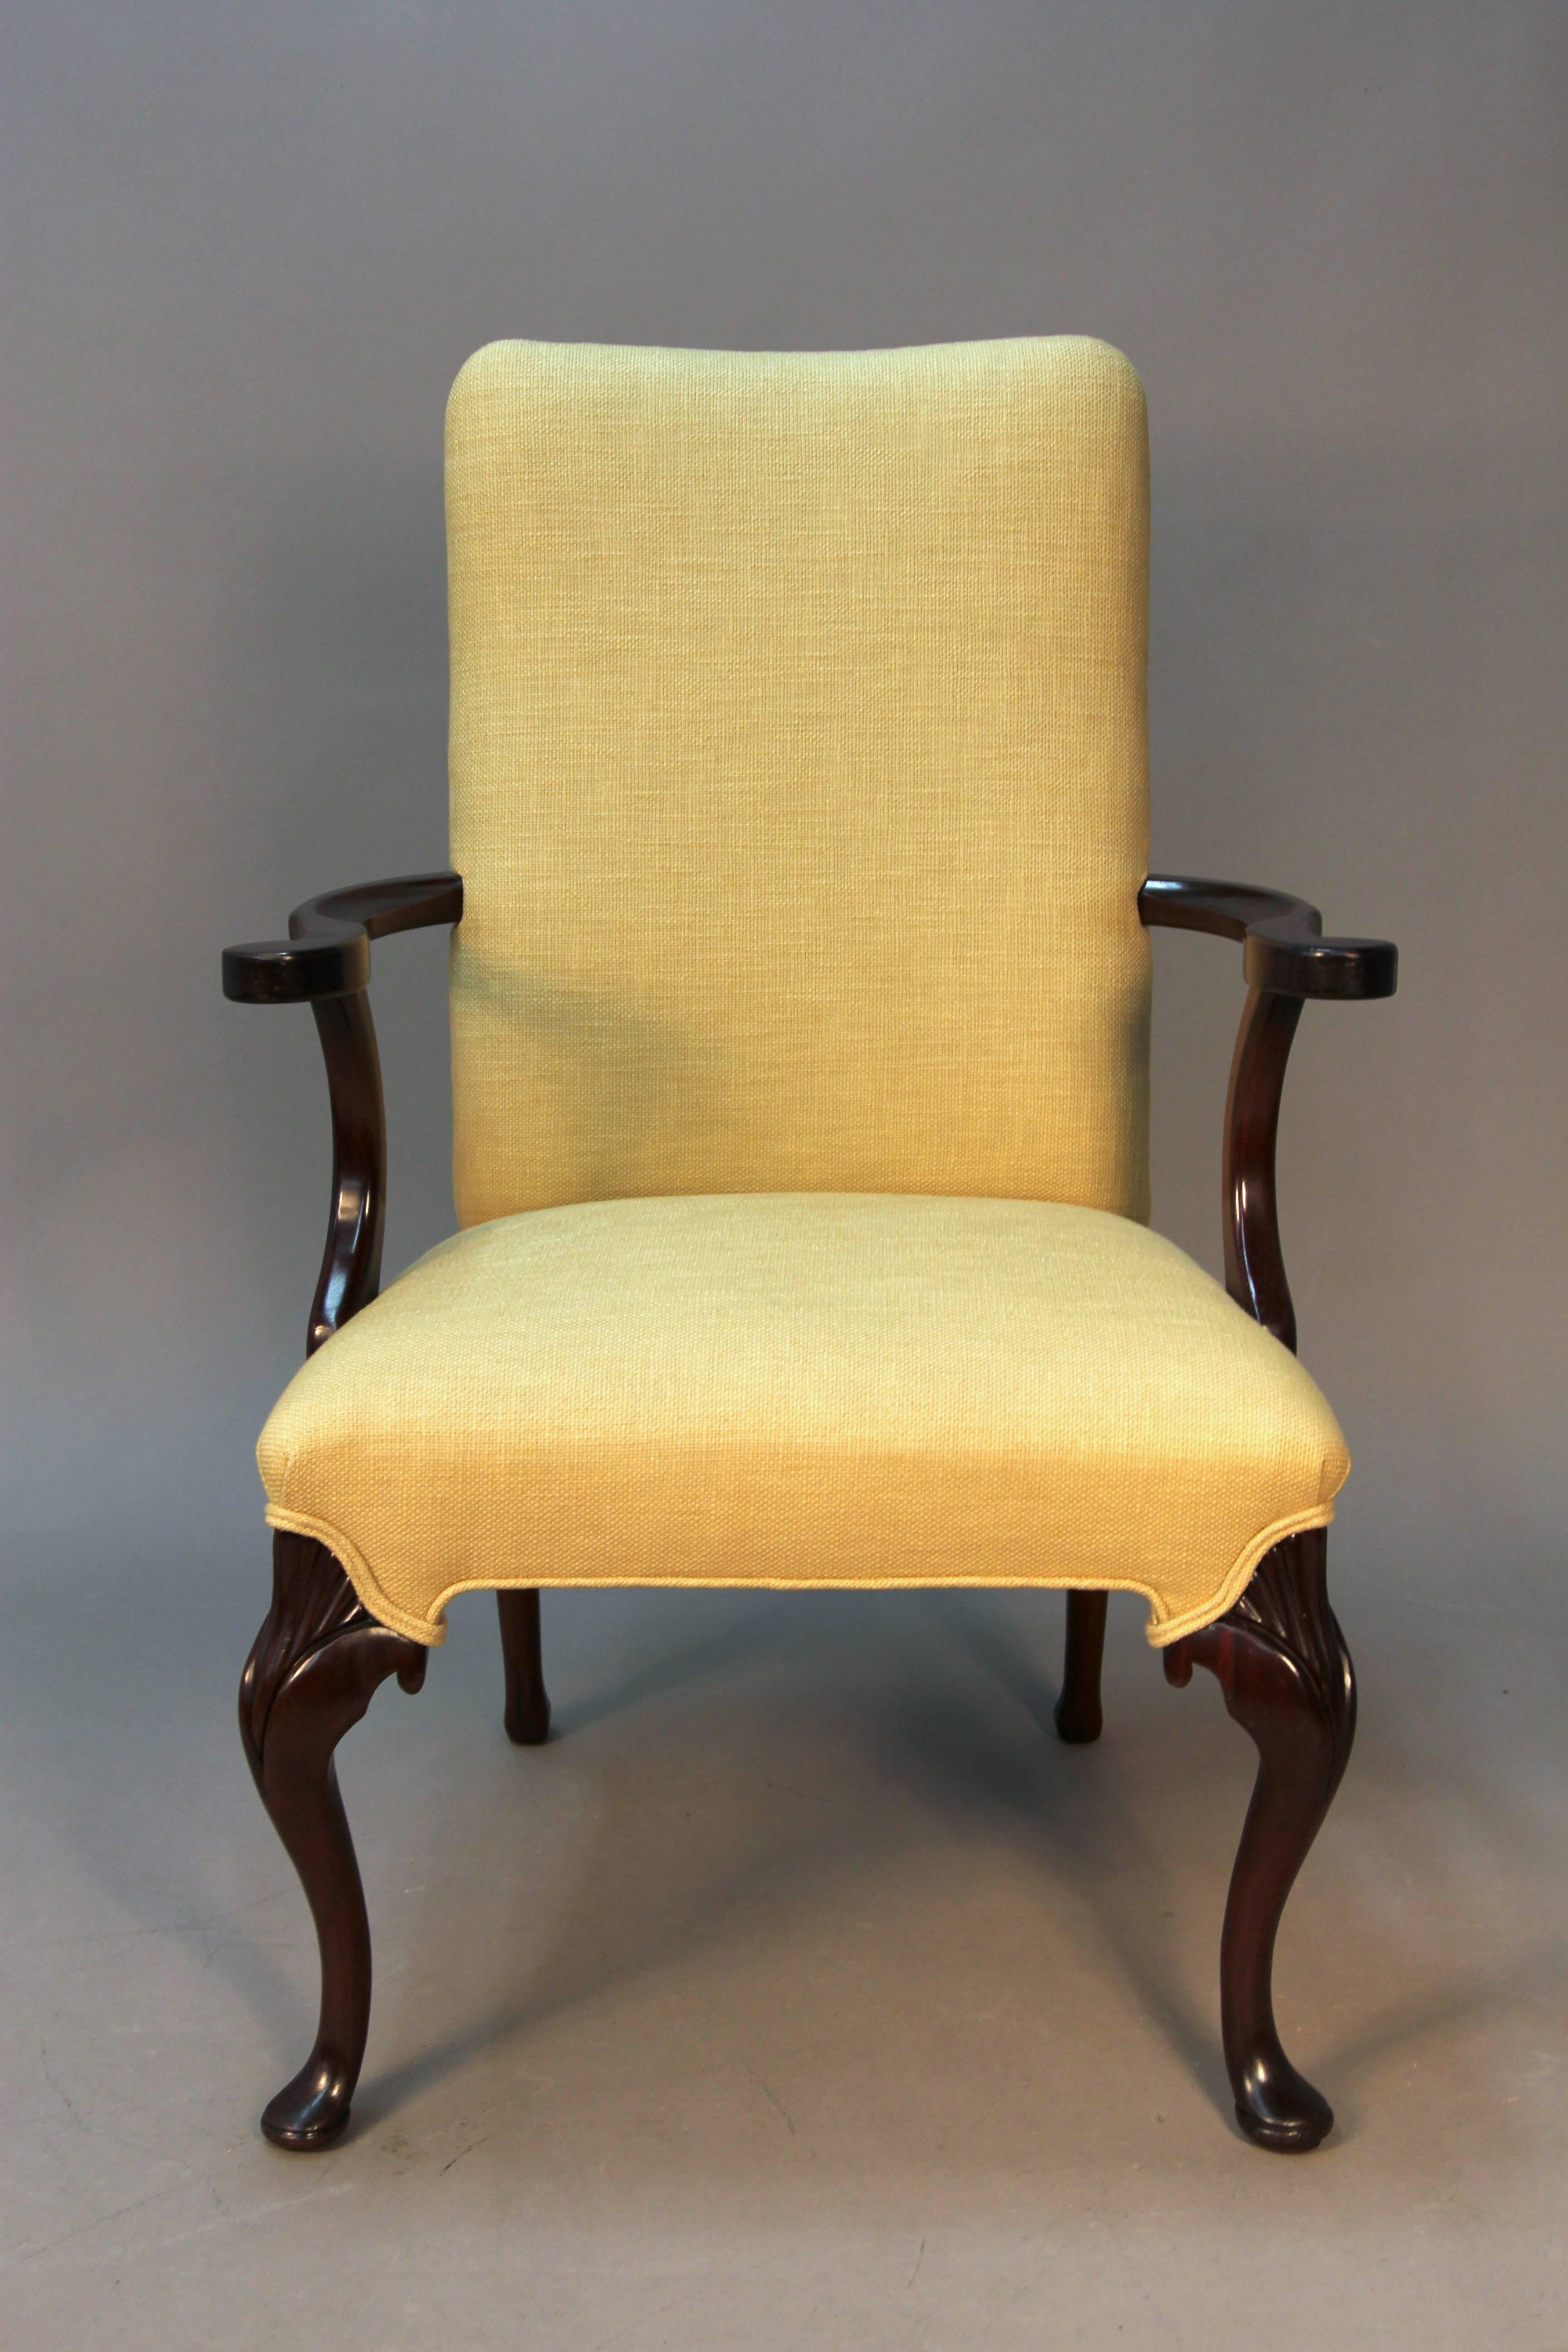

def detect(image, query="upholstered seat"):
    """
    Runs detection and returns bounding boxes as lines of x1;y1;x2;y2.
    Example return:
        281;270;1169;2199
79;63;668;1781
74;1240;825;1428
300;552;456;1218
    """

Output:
259;1192;1347;1649
224;330;1396;2158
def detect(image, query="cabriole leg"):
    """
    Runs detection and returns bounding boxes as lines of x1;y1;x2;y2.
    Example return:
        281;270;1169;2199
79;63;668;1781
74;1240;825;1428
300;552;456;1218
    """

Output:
1164;1528;1356;2151
238;1531;427;2151
1055;1589;1108;1744
497;1588;551;1744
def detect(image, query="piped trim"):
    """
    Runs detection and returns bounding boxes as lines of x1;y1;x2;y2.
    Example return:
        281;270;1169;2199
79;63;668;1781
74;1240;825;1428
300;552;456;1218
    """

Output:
264;1504;451;1645
1141;1499;1338;1646
262;1495;1339;1653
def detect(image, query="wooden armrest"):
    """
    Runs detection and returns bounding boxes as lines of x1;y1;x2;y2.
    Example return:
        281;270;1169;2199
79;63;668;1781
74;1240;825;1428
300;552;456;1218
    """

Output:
222;872;463;1004
221;870;463;1356
1138;875;1396;1000
1138;873;1398;1353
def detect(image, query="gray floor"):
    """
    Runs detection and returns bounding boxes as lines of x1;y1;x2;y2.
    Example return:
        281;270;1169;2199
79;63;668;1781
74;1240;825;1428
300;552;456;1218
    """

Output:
5;1512;1566;2349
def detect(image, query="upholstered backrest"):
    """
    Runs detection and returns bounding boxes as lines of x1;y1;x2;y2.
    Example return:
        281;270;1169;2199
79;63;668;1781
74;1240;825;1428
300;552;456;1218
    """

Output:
446;336;1151;1227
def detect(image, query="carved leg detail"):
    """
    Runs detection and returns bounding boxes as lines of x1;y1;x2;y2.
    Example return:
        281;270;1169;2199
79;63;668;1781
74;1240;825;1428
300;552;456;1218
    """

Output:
239;1531;427;2151
1055;1589;1108;1744
497;1588;551;1745
1164;1528;1355;2152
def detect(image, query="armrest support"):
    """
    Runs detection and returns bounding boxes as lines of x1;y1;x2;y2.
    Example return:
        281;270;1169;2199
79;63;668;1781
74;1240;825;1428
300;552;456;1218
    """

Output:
221;871;463;1355
1138;873;1398;1352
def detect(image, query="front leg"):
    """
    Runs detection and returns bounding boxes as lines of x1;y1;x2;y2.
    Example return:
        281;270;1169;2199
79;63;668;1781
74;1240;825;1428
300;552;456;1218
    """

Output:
1164;1528;1355;2151
239;1531;427;2150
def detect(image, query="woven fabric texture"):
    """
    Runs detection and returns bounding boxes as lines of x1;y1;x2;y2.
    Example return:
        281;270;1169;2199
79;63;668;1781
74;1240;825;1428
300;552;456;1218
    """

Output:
258;1194;1349;1649
446;336;1152;1225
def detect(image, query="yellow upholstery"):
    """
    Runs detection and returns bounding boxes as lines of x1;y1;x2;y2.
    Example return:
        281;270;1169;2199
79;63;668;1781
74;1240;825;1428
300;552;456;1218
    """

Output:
446;337;1152;1226
259;1194;1348;1650
255;337;1356;1652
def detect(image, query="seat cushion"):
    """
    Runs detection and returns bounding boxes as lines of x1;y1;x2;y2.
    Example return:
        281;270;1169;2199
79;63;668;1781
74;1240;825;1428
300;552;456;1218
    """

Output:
446;337;1152;1225
258;1195;1349;1650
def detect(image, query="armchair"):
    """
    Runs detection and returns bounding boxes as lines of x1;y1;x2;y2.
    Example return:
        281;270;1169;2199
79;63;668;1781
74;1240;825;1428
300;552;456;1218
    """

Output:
224;336;1396;2159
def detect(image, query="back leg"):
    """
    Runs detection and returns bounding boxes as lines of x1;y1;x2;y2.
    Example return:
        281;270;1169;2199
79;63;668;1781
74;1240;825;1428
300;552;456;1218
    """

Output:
497;1588;551;1744
1055;1589;1108;1743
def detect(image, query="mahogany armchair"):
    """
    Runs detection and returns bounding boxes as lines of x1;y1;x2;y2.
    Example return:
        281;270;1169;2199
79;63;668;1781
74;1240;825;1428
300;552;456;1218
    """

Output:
223;337;1396;2158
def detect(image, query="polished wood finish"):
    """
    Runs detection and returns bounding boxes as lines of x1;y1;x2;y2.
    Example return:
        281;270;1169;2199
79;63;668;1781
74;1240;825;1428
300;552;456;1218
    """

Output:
238;1531;427;2149
1142;873;1396;1349
222;871;464;1006
1137;871;1393;2145
306;990;387;1354
1163;1529;1355;2151
1138;873;1396;1001
1054;1591;1108;1744
226;876;462;2142
1138;872;1400;1353
223;871;462;1355
1222;985;1304;1350
497;1589;551;1744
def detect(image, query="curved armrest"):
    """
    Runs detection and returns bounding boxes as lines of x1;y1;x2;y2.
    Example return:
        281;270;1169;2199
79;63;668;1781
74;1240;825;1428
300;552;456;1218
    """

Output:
222;872;463;1004
1138;872;1398;1352
1138;875;1396;1000
221;871;463;1355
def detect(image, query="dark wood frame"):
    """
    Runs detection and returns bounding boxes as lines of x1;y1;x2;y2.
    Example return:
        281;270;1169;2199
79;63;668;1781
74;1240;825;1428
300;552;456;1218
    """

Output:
224;866;1395;2152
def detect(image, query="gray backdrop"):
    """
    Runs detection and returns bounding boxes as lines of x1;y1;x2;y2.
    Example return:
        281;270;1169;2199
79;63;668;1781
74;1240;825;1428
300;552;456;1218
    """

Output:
2;7;1565;2345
